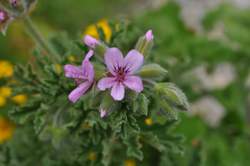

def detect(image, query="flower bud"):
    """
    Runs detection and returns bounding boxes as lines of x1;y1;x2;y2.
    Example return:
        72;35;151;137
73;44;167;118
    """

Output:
0;10;8;23
154;83;190;112
145;30;154;42
99;93;119;118
135;30;154;57
99;108;107;118
0;9;12;34
83;35;99;48
83;35;108;57
138;64;167;81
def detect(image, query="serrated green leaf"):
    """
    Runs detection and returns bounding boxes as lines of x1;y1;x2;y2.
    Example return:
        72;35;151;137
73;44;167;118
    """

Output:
124;134;143;161
141;132;166;152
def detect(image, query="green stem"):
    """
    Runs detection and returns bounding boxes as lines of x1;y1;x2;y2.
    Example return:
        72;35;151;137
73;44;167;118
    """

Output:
23;16;60;62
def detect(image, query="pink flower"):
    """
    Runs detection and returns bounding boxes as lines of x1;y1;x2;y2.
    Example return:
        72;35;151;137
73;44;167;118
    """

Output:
98;48;144;101
64;50;95;103
83;35;99;49
0;10;8;23
145;30;154;42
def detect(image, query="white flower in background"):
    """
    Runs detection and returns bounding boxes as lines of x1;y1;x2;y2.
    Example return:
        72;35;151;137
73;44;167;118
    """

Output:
176;0;250;32
190;96;225;127
245;74;250;89
186;62;236;91
232;0;250;9
176;0;222;33
207;22;226;40
211;63;236;89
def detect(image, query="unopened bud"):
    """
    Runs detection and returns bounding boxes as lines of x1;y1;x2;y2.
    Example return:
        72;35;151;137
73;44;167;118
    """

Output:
145;29;154;42
139;64;167;81
99;93;119;118
0;10;8;23
135;30;154;56
99;108;107;118
83;35;99;48
154;83;190;112
83;35;107;57
0;9;12;34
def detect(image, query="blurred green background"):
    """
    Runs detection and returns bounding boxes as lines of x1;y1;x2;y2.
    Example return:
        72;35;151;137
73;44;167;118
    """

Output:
0;0;138;62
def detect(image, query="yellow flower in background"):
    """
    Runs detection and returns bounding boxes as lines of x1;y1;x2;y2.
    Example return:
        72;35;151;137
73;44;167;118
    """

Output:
81;122;91;130
0;86;12;98
124;159;136;166
67;55;76;63
88;151;97;161
144;117;153;126
0;96;6;107
53;64;62;74
0;60;13;78
0;117;15;144
12;94;27;106
0;86;12;107
83;19;112;43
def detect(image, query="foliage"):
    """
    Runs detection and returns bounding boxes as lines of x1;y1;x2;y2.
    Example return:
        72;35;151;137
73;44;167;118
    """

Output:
0;16;189;165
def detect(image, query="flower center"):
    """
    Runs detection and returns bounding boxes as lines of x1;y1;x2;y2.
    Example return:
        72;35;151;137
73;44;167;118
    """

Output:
115;66;126;82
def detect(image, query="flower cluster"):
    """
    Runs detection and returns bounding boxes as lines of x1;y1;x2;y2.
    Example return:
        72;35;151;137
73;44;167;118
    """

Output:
64;30;154;117
0;0;37;34
64;50;95;103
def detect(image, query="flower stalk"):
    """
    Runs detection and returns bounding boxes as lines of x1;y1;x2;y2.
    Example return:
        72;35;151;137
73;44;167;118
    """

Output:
23;16;60;62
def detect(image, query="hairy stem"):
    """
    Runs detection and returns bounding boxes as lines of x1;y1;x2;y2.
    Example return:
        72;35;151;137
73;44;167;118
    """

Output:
23;16;60;62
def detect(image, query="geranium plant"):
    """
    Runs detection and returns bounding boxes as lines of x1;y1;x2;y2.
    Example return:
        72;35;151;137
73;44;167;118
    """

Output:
0;1;190;165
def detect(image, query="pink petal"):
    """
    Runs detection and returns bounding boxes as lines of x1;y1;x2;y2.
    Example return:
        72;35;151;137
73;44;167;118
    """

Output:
145;30;154;42
97;77;116;91
111;82;125;101
124;76;143;93
85;62;95;82
82;50;95;82
124;49;144;74
105;48;124;75
68;81;92;103
84;50;94;61
83;35;99;48
100;108;107;118
64;65;85;79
